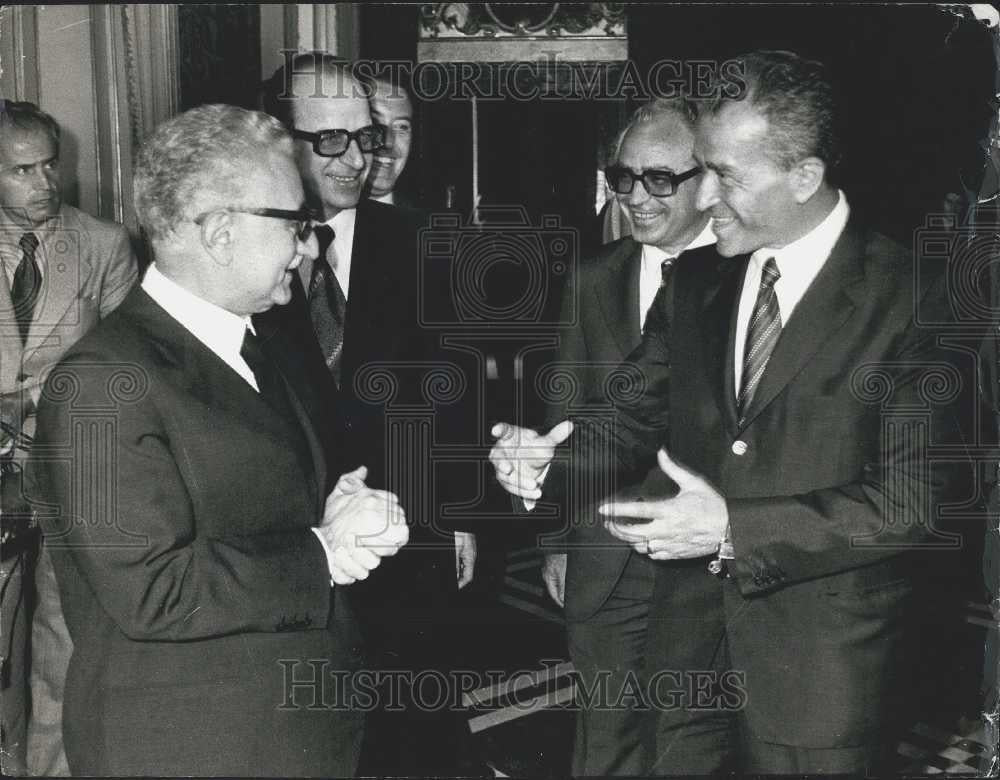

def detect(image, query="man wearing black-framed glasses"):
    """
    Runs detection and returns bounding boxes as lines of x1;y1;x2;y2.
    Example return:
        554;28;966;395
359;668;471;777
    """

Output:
29;104;410;777
493;98;725;776
260;52;481;778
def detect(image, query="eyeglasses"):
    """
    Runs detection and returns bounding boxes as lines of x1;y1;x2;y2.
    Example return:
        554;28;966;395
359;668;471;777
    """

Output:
605;165;701;198
291;124;387;157
194;207;320;242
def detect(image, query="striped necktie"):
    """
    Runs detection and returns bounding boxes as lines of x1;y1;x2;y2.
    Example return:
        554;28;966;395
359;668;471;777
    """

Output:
12;232;41;344
737;257;781;419
308;224;347;387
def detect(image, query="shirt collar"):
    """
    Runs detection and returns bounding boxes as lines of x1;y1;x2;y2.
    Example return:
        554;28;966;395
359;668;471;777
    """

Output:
141;263;251;358
750;190;850;278
641;219;717;273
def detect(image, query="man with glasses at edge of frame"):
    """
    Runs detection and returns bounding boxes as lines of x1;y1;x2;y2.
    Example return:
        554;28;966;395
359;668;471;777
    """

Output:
259;53;481;777
498;98;724;776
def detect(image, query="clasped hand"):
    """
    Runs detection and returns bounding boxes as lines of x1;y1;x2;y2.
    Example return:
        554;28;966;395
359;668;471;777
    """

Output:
317;466;408;585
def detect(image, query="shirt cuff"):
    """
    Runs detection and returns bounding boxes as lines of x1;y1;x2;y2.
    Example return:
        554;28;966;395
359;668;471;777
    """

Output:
522;463;552;512
310;527;336;586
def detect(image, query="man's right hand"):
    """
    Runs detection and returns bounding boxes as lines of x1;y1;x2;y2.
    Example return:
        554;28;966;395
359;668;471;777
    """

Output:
317;466;409;585
488;420;574;500
542;553;567;607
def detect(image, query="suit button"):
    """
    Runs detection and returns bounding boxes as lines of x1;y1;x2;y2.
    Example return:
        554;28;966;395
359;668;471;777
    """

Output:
731;440;748;456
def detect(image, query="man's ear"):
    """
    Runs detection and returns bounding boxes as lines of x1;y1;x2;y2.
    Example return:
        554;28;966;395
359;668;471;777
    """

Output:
200;210;235;266
790;157;826;204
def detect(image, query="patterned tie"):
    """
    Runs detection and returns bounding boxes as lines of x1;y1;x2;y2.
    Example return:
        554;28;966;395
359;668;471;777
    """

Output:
737;257;781;419
12;232;41;344
308;224;347;387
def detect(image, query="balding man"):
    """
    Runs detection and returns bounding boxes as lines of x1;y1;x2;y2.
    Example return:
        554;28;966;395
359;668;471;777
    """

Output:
29;103;408;776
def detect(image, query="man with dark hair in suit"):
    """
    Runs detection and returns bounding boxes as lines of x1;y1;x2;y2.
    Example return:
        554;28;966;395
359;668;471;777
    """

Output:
497;98;723;776
367;74;413;208
28;103;408;776
492;50;973;775
259;52;478;776
0;99;137;775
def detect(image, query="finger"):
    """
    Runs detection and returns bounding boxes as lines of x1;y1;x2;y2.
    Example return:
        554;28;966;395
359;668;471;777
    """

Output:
604;519;648;545
497;474;542;501
657;447;700;490
544;419;574;446
543;574;561;605
598;501;661;521
491;453;515;477
491;422;511;440
457;556;474;589
331;568;357;586
332;546;370;580
342;544;381;571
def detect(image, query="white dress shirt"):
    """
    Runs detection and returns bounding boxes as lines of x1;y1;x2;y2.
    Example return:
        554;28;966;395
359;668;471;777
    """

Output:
142;263;257;389
733;190;850;396
142;263;339;580
0;213;48;286
323;208;357;298
639;220;717;330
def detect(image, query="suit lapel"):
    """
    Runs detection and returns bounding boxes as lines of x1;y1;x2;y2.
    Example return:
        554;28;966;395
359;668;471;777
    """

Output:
737;220;868;430
0;266;23;389
700;255;746;438
594;239;642;357
24;211;93;357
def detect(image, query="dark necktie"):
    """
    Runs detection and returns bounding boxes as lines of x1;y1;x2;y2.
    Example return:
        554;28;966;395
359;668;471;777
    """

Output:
12;232;41;344
240;327;291;416
737;257;781;419
308;224;347;387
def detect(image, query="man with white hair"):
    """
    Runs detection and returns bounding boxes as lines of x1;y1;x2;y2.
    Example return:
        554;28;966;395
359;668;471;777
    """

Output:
29;103;408;776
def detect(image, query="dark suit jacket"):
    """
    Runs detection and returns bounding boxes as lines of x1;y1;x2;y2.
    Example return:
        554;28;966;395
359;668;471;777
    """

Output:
542;237;724;621
550;215;973;747
260;200;469;619
30;287;364;776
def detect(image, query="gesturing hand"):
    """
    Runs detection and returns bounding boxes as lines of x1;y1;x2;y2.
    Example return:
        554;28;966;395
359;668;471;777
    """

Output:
600;448;728;560
488;420;574;500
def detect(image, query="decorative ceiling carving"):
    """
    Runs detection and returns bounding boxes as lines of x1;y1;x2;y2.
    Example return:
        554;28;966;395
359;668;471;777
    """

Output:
418;3;627;62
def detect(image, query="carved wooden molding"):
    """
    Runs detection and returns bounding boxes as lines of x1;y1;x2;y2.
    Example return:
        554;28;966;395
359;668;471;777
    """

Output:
0;5;40;101
418;2;626;62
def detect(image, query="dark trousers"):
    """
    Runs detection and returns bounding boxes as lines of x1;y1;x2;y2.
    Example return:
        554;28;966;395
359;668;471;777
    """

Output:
0;548;31;776
567;552;656;776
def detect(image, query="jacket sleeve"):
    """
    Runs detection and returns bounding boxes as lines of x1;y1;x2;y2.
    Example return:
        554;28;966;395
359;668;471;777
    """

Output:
32;348;333;642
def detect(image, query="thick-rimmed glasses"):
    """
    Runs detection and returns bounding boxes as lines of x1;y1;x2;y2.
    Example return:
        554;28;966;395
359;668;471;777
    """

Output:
605;165;701;198
194;207;320;242
292;125;386;157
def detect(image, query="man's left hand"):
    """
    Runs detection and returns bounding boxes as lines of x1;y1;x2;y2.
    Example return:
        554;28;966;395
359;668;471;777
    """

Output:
600;448;728;560
455;531;476;589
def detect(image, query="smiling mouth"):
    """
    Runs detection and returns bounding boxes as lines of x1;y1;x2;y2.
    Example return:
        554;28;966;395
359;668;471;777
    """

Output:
327;173;361;185
629;211;662;224
711;216;735;231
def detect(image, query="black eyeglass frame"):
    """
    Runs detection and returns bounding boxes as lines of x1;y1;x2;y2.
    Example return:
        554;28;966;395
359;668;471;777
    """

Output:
193;207;321;242
605;165;702;198
291;124;387;157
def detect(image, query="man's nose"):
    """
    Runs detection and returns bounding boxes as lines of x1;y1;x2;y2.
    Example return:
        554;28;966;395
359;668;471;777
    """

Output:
626;178;650;206
695;171;719;212
340;138;366;170
382;127;396;152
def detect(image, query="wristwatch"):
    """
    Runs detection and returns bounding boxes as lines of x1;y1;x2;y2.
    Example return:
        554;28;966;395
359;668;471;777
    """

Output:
707;523;734;578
